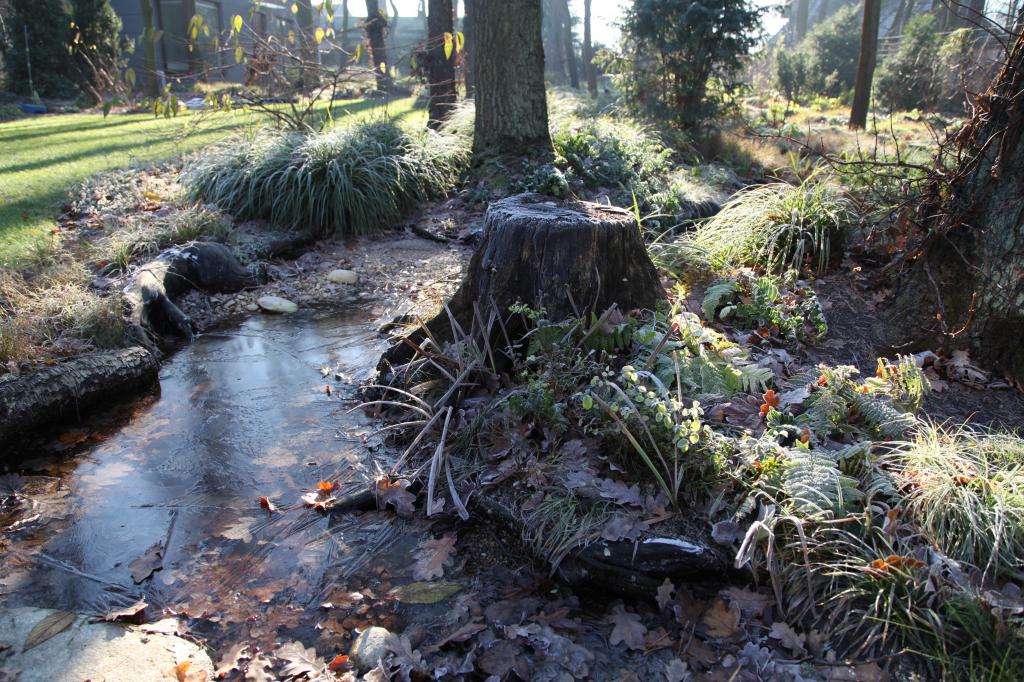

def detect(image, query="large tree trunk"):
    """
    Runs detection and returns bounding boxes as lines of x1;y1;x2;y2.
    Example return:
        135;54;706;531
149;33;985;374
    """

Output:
364;0;391;92
0;347;159;449
879;31;1024;386
583;0;597;96
380;194;663;367
472;0;552;157
426;0;456;128
849;0;881;129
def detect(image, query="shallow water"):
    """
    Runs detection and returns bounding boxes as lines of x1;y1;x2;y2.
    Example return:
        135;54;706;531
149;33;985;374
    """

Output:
0;310;442;653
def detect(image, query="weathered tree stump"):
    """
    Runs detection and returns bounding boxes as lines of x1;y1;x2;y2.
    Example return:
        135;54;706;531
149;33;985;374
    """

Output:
0;346;159;450
126;242;262;342
382;193;664;366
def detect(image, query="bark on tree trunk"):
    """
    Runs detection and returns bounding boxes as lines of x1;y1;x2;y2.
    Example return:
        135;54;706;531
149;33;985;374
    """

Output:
0;346;159;448
849;0;881;129
463;0;475;96
583;0;597;96
364;0;391;91
296;0;319;89
795;0;810;41
140;0;159;97
380;194;664;367
426;0;456;128
561;0;579;89
472;0;552;157
878;30;1024;386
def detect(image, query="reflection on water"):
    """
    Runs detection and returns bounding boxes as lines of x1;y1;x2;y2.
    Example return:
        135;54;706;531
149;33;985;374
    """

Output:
0;310;440;652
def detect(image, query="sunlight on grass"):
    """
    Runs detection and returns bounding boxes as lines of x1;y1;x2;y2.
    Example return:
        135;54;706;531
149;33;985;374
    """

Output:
0;96;424;267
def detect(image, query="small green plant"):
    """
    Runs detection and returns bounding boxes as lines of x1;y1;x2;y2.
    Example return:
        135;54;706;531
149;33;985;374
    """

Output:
701;270;828;342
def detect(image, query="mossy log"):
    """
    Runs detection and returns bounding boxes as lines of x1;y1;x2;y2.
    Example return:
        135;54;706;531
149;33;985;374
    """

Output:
382;193;664;366
0;346;159;449
127;242;262;342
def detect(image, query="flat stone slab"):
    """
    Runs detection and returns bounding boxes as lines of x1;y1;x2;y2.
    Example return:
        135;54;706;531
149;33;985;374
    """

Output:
0;607;214;682
327;269;358;284
257;295;298;314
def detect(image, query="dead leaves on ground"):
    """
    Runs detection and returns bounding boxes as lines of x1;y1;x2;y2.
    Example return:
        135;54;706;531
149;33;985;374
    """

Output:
22;610;75;651
412;533;457;580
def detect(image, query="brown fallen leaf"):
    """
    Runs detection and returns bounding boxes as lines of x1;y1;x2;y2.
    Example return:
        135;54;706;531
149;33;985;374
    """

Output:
375;477;415;515
23;610;75;651
769;621;807;656
97;599;147;624
258;496;276;512
129;542;164;583
275;640;324;678
656;578;675;611
702;598;741;638
413;533;457;580
607;604;647;651
328;654;351;673
244;652;275;682
214;642;250;678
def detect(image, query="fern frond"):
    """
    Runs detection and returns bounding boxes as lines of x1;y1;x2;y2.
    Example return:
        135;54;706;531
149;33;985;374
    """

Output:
847;391;918;439
783;448;863;518
702;280;741;322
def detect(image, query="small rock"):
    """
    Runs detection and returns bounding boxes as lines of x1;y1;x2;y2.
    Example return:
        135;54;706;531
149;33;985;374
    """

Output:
327;269;358;285
246;303;258;312
257;295;298;314
349;625;391;671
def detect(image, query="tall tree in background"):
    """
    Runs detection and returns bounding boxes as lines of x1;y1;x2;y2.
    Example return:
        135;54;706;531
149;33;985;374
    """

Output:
295;0;318;87
0;0;73;96
364;0;391;91
849;0;881;129
463;0;475;96
542;0;567;82
426;0;456;127
472;0;551;158
138;0;158;96
584;0;597;96
880;29;1024;385
561;0;579;88
794;0;810;41
815;0;831;26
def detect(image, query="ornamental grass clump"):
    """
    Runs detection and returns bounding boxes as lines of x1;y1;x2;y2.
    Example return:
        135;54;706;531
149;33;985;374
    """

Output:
662;175;855;275
183;119;469;237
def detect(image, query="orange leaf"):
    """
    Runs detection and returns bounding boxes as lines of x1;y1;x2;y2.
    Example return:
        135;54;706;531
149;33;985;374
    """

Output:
175;662;191;682
762;390;780;408
317;481;336;494
799;429;810;444
258;496;275;512
817;374;828;387
328;654;350;672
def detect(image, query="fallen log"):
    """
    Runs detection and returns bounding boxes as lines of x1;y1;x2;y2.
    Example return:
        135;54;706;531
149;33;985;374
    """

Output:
126;242;262;342
0;346;159;449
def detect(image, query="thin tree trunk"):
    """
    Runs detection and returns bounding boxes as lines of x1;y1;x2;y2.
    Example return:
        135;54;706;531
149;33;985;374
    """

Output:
472;0;552;157
427;0;456;128
139;0;159;97
296;0;318;88
341;0;349;53
389;0;400;73
815;0;832;26
584;0;597;96
849;0;881;129
463;0;475;96
561;0;579;89
890;0;911;35
795;0;810;40
542;0;566;83
879;30;1024;385
364;0;391;91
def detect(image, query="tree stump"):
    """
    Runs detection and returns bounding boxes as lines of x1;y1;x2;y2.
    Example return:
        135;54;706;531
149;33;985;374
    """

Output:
383;193;664;366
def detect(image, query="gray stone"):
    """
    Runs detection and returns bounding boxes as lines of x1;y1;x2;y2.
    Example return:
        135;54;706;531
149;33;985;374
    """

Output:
327;269;358;285
246;303;259;312
0;607;214;682
257;295;298;314
348;625;391;671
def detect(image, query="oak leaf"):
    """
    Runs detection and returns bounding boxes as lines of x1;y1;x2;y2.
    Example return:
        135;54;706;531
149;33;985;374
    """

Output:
702;598;740;638
413;533;457;580
607;604;647;651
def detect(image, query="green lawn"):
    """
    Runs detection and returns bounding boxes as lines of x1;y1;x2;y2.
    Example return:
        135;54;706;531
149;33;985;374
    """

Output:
0;95;424;267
